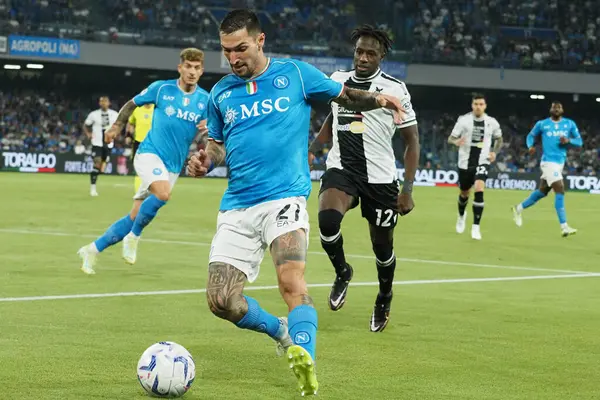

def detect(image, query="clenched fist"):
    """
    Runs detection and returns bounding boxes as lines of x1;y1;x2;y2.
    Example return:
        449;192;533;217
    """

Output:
187;150;212;177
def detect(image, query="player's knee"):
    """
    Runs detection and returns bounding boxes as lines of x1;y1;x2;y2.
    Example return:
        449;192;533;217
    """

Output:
370;229;394;263
460;189;470;198
154;190;171;202
206;289;245;322
318;209;343;238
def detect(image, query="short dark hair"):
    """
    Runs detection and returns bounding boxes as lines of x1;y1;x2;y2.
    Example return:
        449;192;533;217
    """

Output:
472;93;486;101
220;9;262;35
99;95;110;101
552;100;562;106
350;24;393;55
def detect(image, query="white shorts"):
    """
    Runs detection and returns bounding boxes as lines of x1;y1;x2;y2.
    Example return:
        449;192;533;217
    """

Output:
133;153;179;200
209;197;310;283
540;161;564;186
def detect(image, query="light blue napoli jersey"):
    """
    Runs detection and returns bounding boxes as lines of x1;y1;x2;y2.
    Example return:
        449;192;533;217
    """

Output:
208;58;344;210
526;117;583;164
134;79;209;173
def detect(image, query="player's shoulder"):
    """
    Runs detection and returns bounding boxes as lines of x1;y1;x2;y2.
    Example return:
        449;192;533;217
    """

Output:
485;114;500;124
377;72;409;94
210;74;238;94
457;112;472;121
195;85;210;98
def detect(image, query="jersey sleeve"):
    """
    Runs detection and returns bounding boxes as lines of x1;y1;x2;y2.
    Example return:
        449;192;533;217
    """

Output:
526;121;542;148
395;82;417;129
84;112;94;127
207;91;224;143
491;118;502;138
450;116;466;138
293;61;344;103
133;81;163;106
568;120;583;147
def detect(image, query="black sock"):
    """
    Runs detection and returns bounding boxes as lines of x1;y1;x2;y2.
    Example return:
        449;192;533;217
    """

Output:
90;168;99;185
376;254;396;296
458;194;469;216
321;233;351;280
473;191;484;225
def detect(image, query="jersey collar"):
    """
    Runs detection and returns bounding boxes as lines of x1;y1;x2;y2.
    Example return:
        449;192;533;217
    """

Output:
351;68;381;82
245;57;271;81
176;78;198;95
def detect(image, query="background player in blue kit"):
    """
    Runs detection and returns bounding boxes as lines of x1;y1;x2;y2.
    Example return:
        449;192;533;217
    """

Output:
78;48;209;274
187;9;407;397
512;101;582;237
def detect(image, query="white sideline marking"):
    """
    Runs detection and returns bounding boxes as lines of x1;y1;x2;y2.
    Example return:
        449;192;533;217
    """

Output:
0;274;598;303
0;228;591;275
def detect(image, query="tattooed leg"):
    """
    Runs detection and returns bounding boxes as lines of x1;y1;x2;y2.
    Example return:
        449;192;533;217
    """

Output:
206;262;283;339
271;229;310;310
271;229;319;361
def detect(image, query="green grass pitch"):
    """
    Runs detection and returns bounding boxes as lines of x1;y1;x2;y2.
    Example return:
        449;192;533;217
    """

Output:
1;172;599;399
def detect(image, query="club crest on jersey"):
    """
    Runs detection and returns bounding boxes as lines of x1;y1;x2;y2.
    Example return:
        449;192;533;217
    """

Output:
197;102;205;110
273;75;289;89
246;81;258;95
183;97;190;107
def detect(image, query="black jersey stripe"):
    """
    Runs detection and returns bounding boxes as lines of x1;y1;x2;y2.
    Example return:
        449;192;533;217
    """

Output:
381;73;403;85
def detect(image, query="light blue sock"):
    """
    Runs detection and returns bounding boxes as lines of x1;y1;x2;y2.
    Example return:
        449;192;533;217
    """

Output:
94;214;134;252
235;296;281;339
555;193;567;224
288;305;318;361
131;195;166;236
521;189;546;209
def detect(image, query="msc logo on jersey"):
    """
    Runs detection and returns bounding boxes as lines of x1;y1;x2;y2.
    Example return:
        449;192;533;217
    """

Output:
273;75;289;89
223;97;291;125
164;105;203;123
224;106;239;125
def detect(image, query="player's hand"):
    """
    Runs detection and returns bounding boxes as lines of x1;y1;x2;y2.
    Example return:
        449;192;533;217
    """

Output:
196;120;208;136
528;147;536;156
398;193;414;216
187;150;212;178
560;136;570;145
376;94;407;125
488;151;496;163
308;151;315;169
104;124;120;144
456;137;466;146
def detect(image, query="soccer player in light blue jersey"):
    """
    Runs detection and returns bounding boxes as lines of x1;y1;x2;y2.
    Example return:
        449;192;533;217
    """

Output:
512;101;583;237
186;10;406;397
78;48;209;274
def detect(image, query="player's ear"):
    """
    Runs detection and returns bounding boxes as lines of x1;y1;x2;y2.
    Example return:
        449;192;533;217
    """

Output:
257;32;265;49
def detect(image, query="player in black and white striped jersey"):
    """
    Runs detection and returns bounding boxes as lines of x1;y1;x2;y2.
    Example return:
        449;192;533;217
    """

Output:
448;94;503;240
308;25;420;332
84;96;118;196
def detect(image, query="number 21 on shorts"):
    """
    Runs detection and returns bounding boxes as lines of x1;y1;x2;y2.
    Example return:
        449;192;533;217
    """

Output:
375;208;397;227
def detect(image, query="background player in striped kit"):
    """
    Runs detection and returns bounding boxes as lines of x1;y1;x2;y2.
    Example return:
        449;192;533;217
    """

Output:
309;25;420;333
448;94;502;240
83;96;118;196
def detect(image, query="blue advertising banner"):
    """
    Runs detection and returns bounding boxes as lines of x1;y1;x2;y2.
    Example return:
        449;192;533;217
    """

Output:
8;35;80;59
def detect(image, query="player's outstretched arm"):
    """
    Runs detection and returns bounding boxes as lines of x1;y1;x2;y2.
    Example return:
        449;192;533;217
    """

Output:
334;87;405;124
104;100;137;143
398;124;420;215
308;113;333;165
448;117;466;146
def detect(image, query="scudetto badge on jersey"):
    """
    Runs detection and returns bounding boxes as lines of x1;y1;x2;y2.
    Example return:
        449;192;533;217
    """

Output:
183;97;190;107
246;81;258;95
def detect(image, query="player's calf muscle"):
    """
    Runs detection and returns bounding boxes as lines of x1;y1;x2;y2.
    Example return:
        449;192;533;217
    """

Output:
206;262;247;322
271;230;307;267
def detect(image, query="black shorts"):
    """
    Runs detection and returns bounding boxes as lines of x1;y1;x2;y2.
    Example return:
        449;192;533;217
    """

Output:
91;145;110;163
132;140;141;159
319;168;400;229
458;164;489;191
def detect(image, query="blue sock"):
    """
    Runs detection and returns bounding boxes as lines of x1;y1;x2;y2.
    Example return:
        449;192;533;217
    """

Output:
94;214;134;252
521;189;546;209
131;195;166;236
555;193;567;224
288;305;318;361
235;296;281;339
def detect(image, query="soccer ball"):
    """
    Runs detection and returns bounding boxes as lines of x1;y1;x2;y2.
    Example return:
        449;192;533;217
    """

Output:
137;341;196;398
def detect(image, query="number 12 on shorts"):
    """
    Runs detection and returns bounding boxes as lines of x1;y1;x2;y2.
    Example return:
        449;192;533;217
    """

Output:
375;208;397;227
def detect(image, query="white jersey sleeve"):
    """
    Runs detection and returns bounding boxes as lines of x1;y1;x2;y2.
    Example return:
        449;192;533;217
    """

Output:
450;115;467;138
395;82;417;129
84;110;96;127
490;117;502;139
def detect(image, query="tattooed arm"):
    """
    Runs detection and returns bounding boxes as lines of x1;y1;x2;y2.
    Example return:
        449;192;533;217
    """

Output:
104;100;137;143
334;87;406;124
187;140;226;177
206;262;248;323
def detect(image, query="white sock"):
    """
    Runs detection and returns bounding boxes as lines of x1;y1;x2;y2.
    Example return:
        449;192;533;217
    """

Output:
91;184;96;191
516;204;523;213
89;242;99;254
127;232;140;239
560;223;568;229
